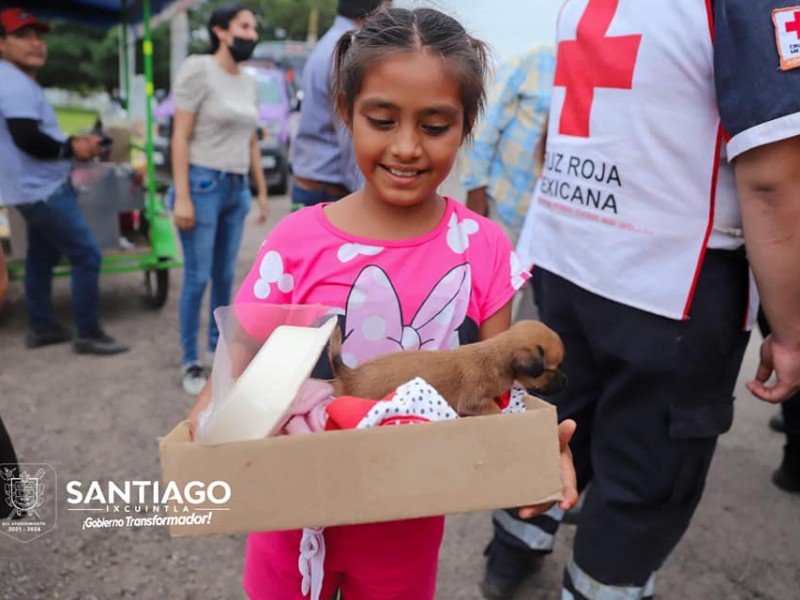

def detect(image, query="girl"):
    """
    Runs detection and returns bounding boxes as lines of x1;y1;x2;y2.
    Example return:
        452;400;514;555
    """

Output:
189;7;577;599
170;3;269;395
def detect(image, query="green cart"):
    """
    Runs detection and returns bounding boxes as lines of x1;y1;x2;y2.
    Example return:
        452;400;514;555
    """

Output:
1;0;183;309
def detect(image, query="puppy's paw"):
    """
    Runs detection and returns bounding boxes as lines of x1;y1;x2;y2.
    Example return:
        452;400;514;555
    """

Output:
456;399;502;418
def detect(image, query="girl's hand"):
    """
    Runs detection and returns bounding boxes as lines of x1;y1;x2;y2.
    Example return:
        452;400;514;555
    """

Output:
517;419;578;519
255;192;270;224
173;194;196;231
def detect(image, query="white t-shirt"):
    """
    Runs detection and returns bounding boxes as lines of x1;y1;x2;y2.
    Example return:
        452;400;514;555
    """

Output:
517;0;800;322
173;55;258;175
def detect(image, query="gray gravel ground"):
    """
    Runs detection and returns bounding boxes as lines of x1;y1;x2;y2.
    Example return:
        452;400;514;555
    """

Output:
0;194;798;599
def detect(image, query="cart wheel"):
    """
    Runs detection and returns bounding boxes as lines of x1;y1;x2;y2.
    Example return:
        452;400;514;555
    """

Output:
143;268;169;309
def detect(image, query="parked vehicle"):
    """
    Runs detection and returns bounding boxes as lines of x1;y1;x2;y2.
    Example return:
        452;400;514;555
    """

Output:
152;66;295;194
251;40;314;92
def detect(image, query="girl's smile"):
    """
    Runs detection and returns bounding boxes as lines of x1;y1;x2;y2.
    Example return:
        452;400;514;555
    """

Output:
379;164;430;186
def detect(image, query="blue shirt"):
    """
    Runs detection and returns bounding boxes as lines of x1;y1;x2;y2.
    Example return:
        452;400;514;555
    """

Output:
291;16;363;192
462;46;555;238
714;0;800;159
0;59;71;206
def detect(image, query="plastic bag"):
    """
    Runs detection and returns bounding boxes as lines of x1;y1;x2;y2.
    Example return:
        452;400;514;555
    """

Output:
195;303;340;444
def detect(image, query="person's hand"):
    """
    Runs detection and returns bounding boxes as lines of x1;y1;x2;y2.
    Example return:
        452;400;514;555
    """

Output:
255;192;269;224
70;134;104;161
517;419;578;519
746;333;800;403
173;194;196;231
466;187;490;217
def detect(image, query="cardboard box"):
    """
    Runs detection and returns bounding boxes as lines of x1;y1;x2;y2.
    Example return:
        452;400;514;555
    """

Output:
159;397;562;538
159;313;563;537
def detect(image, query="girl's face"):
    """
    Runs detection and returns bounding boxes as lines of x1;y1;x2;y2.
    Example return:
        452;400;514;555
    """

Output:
350;49;465;209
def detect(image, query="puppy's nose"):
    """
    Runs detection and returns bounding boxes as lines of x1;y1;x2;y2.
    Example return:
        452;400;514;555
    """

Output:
556;371;567;389
538;371;567;396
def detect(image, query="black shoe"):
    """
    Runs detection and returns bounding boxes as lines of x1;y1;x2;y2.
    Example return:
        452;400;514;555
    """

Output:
480;539;542;599
772;451;800;493
72;330;129;356
769;412;785;433
26;322;73;348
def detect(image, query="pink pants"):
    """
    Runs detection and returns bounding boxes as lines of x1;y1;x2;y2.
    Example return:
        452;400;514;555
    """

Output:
243;516;445;599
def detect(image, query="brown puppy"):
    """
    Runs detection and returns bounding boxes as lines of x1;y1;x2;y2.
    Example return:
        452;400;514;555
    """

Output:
328;320;566;417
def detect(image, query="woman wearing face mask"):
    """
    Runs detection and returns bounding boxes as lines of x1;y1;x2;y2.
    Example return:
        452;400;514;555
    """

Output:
170;3;269;395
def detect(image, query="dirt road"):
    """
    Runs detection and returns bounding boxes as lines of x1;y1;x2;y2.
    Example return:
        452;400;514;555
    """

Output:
0;195;798;599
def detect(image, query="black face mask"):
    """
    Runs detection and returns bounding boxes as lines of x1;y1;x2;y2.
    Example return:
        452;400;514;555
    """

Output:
229;37;257;62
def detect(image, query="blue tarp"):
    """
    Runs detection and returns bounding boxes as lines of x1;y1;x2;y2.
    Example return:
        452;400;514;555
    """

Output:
2;1;177;27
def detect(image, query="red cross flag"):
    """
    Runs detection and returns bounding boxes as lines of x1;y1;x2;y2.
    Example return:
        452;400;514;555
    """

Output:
773;7;800;71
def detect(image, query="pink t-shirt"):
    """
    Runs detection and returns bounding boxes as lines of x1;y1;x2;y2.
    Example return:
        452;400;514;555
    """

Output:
234;198;530;361
237;199;529;598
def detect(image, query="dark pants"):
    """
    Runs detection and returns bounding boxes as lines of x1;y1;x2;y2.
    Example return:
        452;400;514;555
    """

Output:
0;414;20;519
16;182;102;336
290;181;345;211
493;249;750;597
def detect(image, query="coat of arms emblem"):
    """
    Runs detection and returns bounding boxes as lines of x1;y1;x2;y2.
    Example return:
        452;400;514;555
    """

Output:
2;466;46;519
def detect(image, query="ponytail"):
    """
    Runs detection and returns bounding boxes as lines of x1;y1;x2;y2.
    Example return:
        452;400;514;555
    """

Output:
332;30;357;120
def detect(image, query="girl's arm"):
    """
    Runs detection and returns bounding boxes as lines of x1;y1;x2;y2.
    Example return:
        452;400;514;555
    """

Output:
171;108;196;231
188;381;212;440
249;132;269;223
478;301;513;340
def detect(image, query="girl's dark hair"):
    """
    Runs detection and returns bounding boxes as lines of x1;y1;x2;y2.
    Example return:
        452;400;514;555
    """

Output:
333;7;490;139
207;3;254;53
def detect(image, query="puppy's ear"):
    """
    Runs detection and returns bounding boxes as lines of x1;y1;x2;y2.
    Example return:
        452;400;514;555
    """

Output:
327;322;346;375
514;345;545;379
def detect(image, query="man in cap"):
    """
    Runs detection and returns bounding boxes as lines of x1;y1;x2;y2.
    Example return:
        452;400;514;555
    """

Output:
0;8;128;355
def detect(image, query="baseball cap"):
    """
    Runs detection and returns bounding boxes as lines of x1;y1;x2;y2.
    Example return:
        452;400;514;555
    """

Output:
0;8;50;35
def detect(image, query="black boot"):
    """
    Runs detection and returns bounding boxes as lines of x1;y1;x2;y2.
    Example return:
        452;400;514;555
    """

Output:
772;436;800;493
769;411;785;433
480;538;543;599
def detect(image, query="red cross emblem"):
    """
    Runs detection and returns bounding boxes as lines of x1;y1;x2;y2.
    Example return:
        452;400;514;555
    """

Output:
554;0;642;137
787;10;800;38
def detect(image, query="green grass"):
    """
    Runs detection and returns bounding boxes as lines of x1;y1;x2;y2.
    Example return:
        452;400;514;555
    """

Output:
54;106;99;135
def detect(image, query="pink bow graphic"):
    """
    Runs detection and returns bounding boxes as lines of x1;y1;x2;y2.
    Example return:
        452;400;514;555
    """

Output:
340;264;472;367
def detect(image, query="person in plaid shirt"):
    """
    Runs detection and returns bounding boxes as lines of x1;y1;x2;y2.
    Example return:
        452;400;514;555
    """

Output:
461;45;555;244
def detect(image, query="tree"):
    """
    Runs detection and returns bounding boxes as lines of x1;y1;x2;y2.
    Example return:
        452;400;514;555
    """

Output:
188;0;336;50
37;21;108;93
35;0;335;93
38;19;171;94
